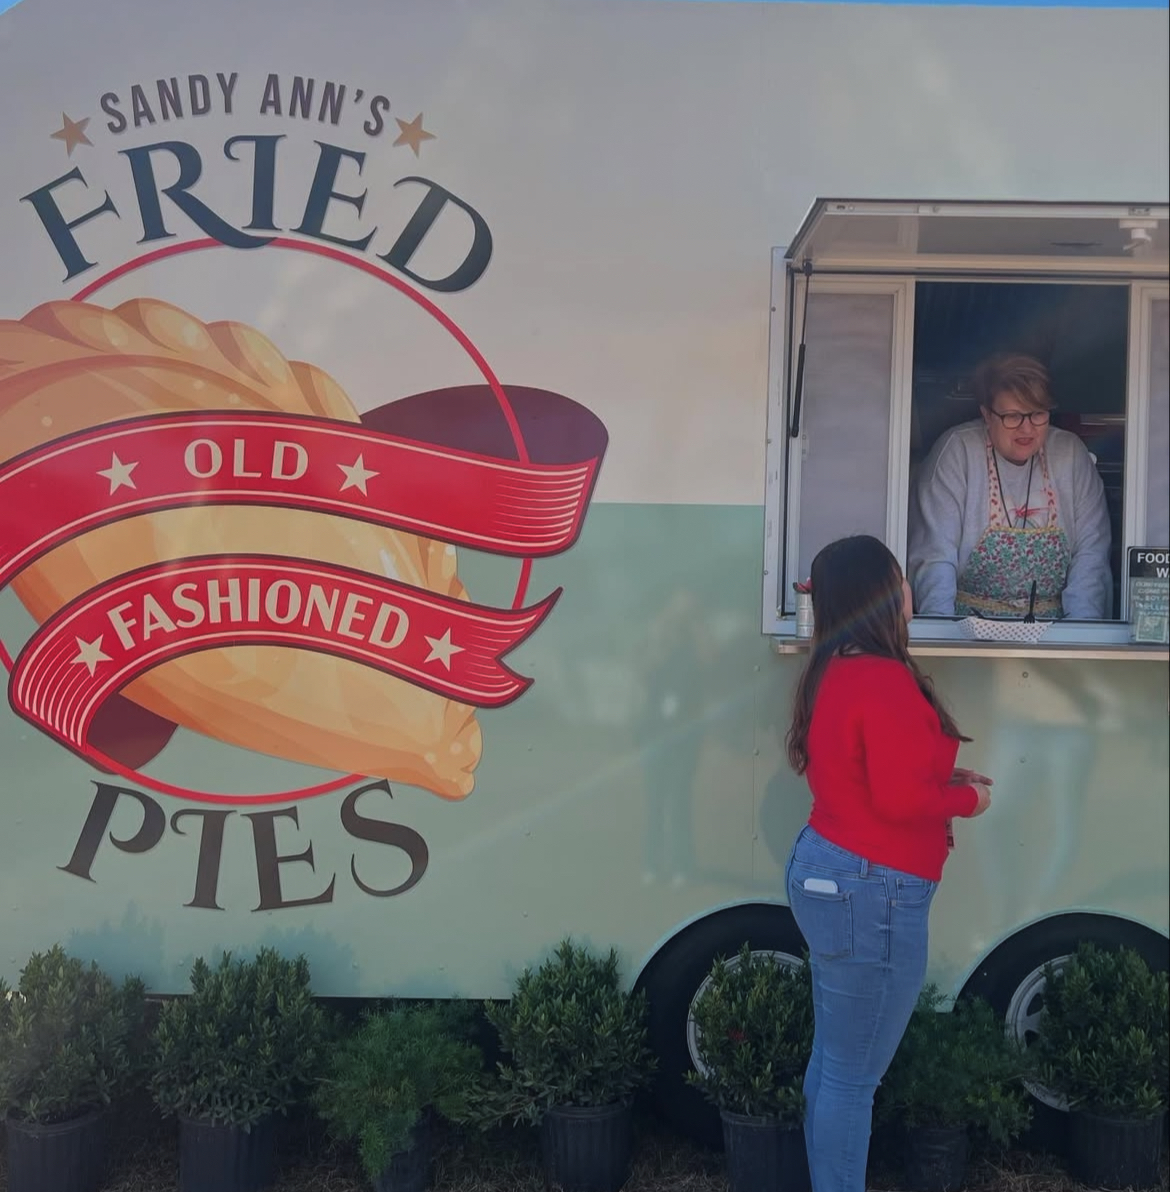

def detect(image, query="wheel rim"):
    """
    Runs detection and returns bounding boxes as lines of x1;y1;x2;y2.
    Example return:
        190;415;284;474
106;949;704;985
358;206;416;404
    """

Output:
1003;955;1071;1111
686;949;804;1077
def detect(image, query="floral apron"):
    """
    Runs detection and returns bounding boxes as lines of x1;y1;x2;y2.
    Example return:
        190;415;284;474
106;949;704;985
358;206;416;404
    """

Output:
954;436;1071;620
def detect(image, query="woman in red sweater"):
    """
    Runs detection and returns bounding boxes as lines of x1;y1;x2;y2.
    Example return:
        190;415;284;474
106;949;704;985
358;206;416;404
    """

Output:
784;535;992;1192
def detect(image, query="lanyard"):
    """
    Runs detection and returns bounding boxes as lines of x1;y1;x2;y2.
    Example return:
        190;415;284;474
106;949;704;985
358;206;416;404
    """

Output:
992;451;1036;530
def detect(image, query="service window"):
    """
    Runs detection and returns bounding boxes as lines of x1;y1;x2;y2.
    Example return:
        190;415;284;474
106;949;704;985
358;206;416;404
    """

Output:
762;201;1169;654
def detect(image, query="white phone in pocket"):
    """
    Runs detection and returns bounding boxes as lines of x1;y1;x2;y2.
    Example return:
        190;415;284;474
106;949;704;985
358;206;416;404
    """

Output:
803;877;840;894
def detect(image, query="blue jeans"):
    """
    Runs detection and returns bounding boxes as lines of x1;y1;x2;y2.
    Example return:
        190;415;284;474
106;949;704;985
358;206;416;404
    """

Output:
785;826;937;1192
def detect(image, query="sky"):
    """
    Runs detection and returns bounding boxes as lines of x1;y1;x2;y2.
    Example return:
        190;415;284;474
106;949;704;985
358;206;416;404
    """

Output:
1;0;1167;15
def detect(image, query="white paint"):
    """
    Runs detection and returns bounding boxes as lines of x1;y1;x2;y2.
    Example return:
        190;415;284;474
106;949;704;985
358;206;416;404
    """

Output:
1;0;1166;511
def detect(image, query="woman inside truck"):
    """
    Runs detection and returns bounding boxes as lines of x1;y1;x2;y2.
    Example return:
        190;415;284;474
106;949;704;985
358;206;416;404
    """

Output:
907;353;1113;620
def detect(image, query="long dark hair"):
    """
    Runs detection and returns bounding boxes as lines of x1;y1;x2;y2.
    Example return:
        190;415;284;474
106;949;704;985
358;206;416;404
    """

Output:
785;535;967;774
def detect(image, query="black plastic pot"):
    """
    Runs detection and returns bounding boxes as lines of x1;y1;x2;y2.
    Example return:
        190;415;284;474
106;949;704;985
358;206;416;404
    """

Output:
904;1125;969;1192
178;1114;276;1192
539;1102;634;1192
4;1107;107;1192
373;1112;433;1192
1068;1108;1167;1191
719;1110;810;1192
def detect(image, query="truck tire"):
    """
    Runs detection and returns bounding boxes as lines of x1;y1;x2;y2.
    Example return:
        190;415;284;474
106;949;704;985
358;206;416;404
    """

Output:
635;903;806;1148
959;913;1169;1151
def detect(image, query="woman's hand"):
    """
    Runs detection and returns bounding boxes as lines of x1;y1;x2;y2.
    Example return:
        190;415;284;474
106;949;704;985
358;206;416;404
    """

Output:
952;767;993;787
968;783;993;817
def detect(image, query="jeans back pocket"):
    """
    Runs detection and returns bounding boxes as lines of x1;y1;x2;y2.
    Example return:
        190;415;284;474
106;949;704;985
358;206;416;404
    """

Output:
789;880;854;960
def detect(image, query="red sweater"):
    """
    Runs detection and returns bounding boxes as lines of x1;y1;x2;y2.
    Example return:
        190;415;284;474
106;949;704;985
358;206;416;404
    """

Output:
806;655;979;882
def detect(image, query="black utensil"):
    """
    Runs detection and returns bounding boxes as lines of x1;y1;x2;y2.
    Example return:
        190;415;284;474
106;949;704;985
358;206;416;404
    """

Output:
1024;580;1038;623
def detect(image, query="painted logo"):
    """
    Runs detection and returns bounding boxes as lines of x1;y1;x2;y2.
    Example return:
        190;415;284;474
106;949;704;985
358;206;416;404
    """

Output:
2;71;607;904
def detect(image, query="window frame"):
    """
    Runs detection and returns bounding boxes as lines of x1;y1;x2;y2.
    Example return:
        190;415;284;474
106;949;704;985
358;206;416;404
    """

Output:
762;238;1169;657
778;275;915;612
1123;281;1170;619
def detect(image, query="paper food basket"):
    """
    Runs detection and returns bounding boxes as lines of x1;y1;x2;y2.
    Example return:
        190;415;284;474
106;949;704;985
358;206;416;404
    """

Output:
958;617;1053;644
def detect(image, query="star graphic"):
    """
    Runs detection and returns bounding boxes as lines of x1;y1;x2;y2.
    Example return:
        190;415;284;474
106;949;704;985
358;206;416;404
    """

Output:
50;113;93;156
97;452;138;494
71;636;112;676
423;628;463;670
338;454;379;496
393;113;436;157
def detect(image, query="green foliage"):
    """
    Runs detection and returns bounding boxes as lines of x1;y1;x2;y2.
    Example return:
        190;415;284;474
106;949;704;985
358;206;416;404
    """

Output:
684;944;813;1124
0;945;146;1125
470;939;656;1126
314;1005;483;1178
1034;943;1169;1120
150;948;329;1129
875;986;1031;1145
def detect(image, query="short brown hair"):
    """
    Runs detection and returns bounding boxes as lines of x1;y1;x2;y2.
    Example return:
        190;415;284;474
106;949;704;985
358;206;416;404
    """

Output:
972;353;1053;412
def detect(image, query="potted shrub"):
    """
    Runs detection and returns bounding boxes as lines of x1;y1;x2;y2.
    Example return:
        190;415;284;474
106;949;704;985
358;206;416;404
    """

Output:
313;1003;483;1192
150;947;329;1192
684;944;813;1192
470;939;655;1192
875;986;1031;1192
1034;943;1169;1191
0;945;146;1192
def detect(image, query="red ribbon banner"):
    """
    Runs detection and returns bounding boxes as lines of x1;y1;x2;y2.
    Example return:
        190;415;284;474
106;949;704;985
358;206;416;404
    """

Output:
0;391;607;767
10;555;559;752
0;409;600;589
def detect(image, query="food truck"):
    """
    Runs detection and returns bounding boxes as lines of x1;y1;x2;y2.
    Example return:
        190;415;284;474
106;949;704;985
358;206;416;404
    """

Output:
1;0;1166;1145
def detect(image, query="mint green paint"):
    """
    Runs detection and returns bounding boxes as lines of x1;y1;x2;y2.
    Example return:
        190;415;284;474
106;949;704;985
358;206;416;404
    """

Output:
1;503;1166;994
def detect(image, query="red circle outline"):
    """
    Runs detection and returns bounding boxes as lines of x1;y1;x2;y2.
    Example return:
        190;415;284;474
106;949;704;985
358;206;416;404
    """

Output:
1;236;533;804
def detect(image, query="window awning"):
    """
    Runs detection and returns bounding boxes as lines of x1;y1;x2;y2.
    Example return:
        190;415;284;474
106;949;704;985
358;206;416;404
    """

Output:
785;199;1170;273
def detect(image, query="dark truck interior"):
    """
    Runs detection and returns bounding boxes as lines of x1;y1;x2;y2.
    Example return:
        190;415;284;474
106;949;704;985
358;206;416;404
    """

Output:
910;280;1130;618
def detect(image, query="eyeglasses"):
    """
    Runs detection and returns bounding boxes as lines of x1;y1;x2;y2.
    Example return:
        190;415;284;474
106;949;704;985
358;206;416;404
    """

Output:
988;409;1051;430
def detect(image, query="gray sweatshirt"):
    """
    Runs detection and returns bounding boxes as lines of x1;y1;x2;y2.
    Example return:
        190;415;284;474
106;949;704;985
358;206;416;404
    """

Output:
907;421;1113;620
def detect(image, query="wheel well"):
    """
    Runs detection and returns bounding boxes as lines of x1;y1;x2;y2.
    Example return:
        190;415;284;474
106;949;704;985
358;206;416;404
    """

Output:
631;901;798;992
958;911;1169;1003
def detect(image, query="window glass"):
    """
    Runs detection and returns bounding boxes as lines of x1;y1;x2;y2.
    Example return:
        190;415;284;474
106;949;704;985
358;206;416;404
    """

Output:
1146;298;1169;547
793;291;894;585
